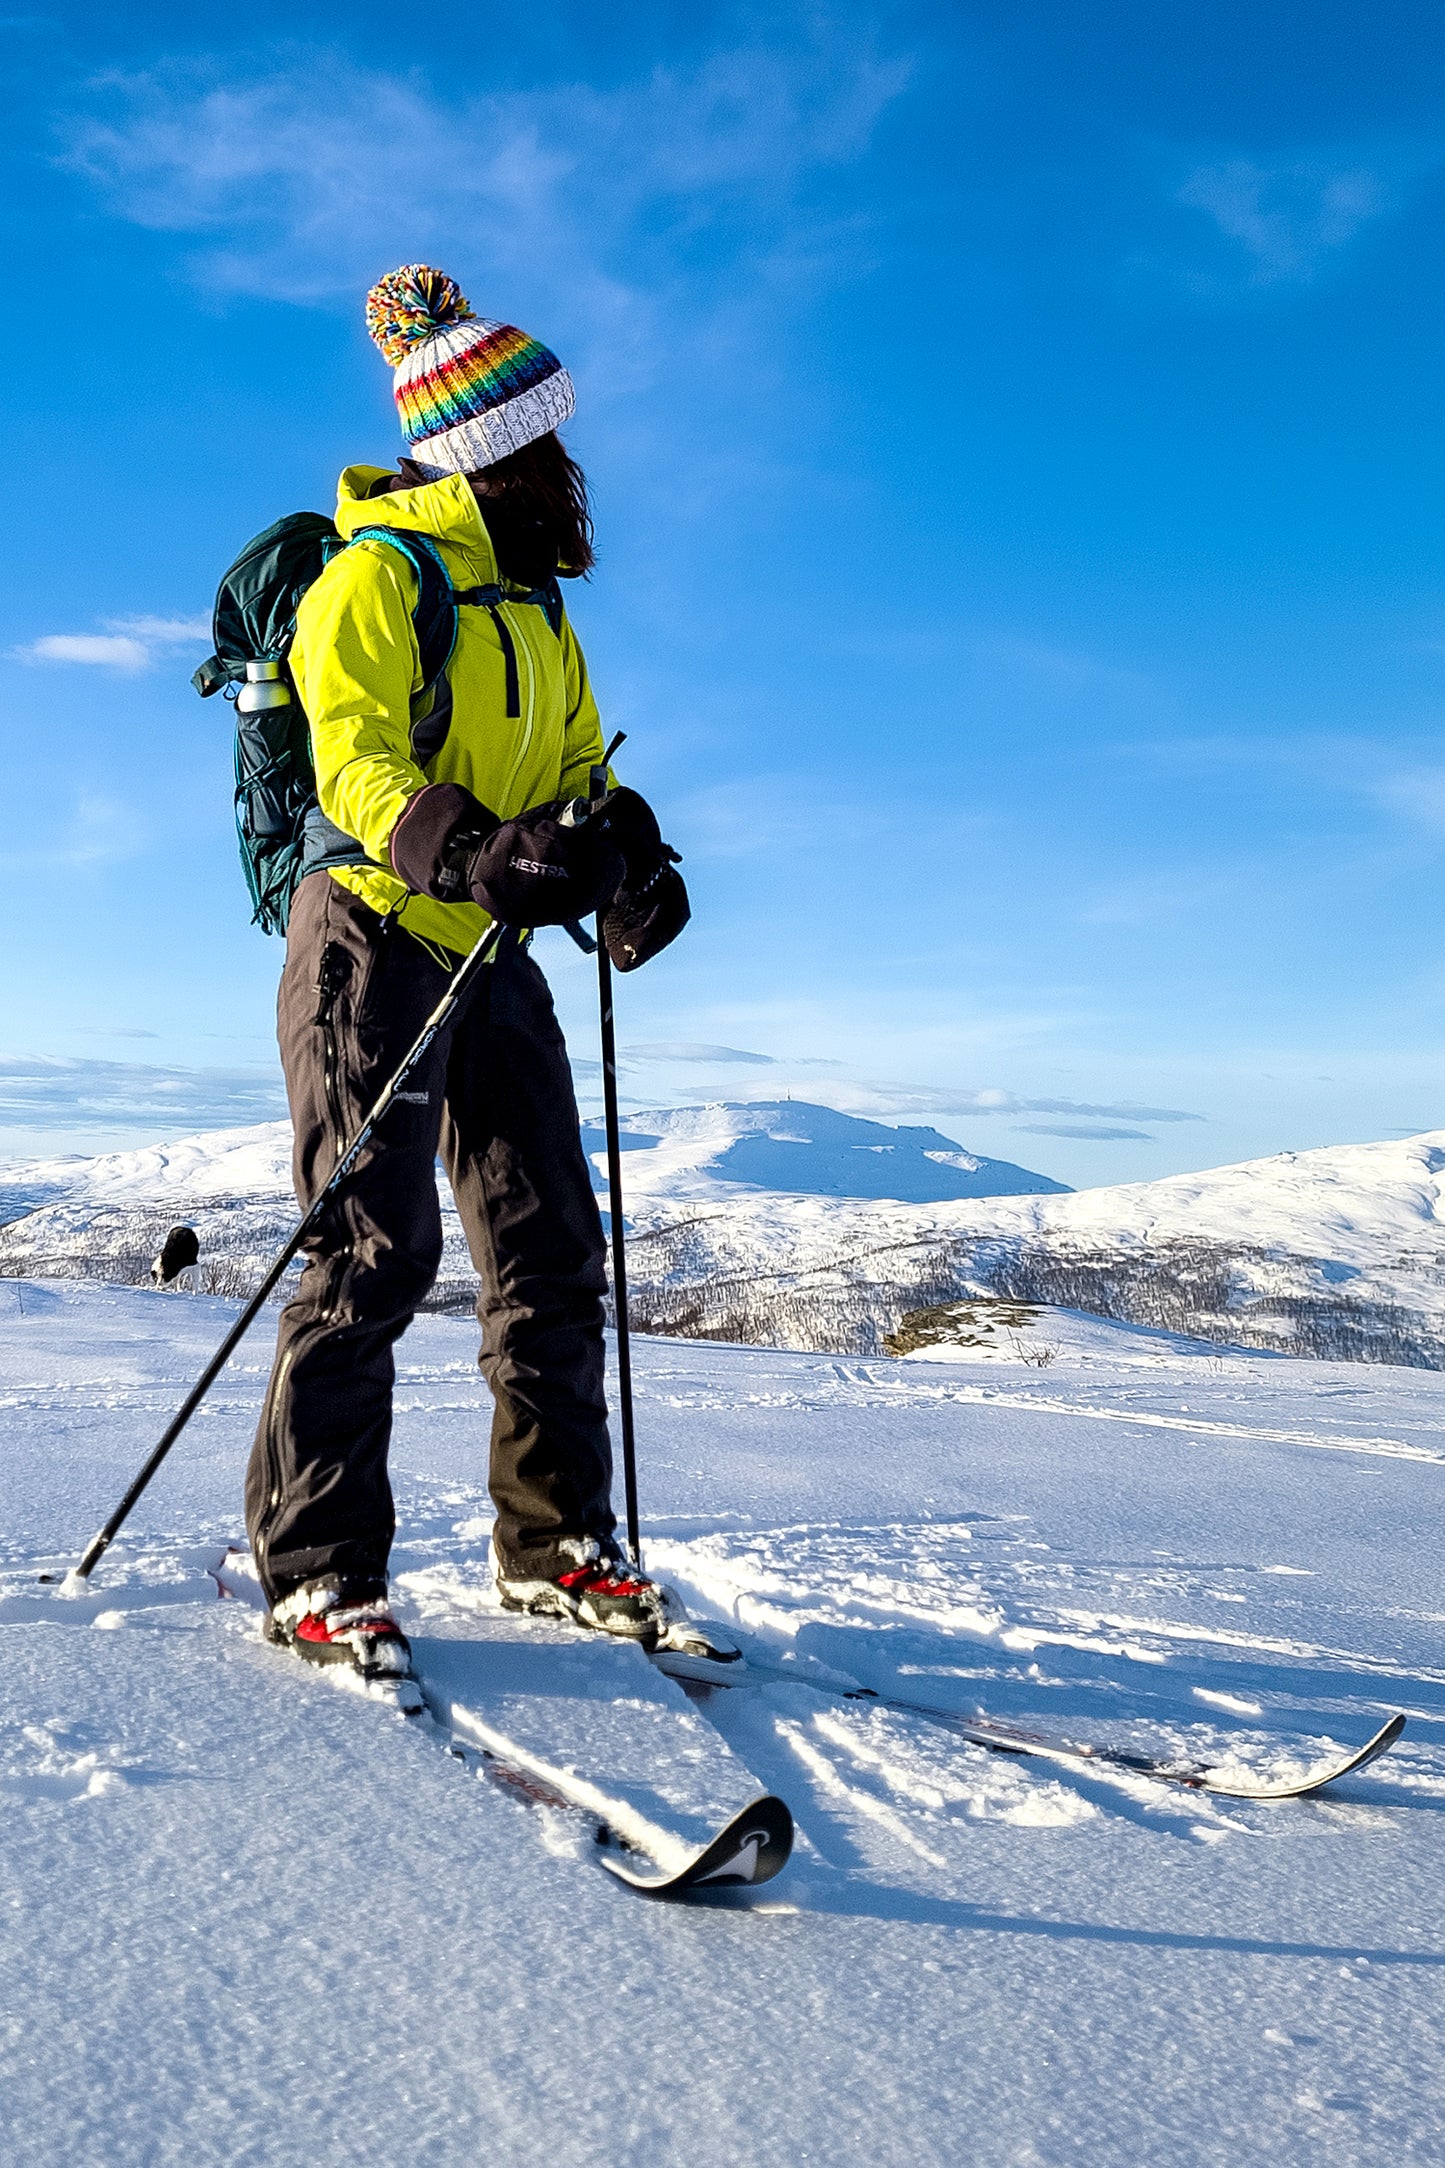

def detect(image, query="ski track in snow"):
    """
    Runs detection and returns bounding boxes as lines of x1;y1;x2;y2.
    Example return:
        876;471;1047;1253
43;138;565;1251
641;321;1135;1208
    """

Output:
3;1282;1445;2161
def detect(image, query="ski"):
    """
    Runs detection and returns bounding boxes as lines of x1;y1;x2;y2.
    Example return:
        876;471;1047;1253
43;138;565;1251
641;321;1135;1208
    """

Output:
596;1793;794;1896
440;1724;792;1894
652;1647;1407;1800
210;1550;793;1898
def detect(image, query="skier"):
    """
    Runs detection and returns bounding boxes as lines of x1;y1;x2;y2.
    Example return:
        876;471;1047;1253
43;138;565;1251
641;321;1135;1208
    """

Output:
247;265;691;1689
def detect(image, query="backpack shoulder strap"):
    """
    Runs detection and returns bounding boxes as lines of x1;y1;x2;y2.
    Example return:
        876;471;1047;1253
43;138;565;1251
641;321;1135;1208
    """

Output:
530;577;565;637
343;526;458;691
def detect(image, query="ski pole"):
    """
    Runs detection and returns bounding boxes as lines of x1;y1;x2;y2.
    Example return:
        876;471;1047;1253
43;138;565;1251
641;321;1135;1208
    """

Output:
65;914;510;1586
596;932;642;1566
581;729;642;1565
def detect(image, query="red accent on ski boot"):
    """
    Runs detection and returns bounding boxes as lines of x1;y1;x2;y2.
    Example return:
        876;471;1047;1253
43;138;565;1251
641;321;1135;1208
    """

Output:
269;1583;414;1683
496;1545;739;1658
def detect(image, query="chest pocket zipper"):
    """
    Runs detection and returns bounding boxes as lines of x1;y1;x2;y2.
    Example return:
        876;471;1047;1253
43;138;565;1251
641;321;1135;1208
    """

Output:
453;586;521;716
453;581;563;720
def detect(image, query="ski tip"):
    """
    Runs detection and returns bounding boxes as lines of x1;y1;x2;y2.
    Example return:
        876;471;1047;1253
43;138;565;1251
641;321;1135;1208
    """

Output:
1205;1709;1408;1800
1352;1709;1407;1766
599;1795;794;1900
1283;1709;1407;1797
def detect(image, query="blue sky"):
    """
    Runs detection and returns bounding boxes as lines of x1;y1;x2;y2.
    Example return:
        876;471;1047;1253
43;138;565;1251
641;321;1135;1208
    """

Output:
3;0;1445;1186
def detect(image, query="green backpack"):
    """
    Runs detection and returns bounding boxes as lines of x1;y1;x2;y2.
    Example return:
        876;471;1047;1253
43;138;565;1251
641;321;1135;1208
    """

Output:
193;512;562;935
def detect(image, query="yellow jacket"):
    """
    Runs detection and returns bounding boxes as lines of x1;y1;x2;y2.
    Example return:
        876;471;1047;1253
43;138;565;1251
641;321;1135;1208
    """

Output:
290;465;606;956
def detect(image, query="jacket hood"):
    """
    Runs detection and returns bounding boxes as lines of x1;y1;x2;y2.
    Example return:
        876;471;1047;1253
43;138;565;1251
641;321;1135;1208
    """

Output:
333;465;498;583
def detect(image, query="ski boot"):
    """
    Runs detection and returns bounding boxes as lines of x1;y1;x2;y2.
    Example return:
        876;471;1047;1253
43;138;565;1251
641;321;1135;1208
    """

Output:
266;1578;422;1708
495;1539;739;1661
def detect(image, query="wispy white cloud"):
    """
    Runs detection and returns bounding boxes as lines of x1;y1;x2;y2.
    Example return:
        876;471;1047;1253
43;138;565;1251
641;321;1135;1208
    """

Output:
19;633;150;671
1155;133;1445;299
109;613;211;643
56;31;910;398
1371;762;1445;836
1177;156;1389;284
11;613;210;672
626;1042;778;1065
647;1072;1203;1127
812;1083;1203;1123
0;1053;284;1128
1018;1122;1151;1142
0;797;141;871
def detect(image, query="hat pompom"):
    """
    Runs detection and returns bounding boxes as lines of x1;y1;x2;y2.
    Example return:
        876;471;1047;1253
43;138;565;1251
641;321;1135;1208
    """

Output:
366;264;476;366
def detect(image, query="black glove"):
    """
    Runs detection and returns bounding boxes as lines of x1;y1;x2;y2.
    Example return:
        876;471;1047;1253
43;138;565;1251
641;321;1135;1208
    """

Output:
390;783;497;900
590;786;691;971
464;801;624;926
389;782;623;927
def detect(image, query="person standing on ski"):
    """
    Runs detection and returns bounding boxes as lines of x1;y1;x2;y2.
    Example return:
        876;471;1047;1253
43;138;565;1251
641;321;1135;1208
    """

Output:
247;265;692;1688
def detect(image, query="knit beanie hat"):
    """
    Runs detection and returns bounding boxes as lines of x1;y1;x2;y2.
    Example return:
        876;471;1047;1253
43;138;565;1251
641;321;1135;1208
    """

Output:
365;264;575;478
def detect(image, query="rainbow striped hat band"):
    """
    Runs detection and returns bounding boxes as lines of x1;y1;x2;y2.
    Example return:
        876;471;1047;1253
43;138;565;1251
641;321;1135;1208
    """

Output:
365;265;574;476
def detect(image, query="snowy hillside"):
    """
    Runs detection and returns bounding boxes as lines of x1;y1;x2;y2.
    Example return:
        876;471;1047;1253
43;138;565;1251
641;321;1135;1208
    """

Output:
4;1282;1445;2162
0;1102;1063;1311
4;1115;1445;1367
623;1129;1445;1364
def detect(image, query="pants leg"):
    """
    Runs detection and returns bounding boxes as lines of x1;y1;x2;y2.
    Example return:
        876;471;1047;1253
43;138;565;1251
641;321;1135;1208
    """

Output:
440;946;616;1577
245;874;451;1605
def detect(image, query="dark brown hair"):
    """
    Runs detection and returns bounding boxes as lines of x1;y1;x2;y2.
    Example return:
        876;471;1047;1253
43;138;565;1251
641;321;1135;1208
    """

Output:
471;431;595;578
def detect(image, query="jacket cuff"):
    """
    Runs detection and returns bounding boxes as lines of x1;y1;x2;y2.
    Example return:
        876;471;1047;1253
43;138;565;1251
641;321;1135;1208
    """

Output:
389;783;499;900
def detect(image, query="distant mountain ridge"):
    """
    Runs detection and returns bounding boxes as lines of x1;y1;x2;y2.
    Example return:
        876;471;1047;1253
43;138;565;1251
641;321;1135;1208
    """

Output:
4;1112;1445;1369
619;1131;1445;1365
0;1101;1064;1308
578;1102;1069;1207
0;1100;1066;1225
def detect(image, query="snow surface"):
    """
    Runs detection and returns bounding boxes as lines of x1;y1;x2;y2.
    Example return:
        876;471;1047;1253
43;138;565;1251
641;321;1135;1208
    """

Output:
4;1279;1445;2162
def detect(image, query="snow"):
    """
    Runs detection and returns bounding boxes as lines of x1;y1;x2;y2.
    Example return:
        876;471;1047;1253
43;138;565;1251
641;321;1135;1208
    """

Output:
0;1118;296;1213
581;1099;1069;1204
10;1115;1445;1363
4;1279;1445;2161
0;1099;1065;1224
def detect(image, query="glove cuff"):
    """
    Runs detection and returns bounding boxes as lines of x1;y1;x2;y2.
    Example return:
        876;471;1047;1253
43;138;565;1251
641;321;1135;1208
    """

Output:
389;783;499;901
602;861;691;972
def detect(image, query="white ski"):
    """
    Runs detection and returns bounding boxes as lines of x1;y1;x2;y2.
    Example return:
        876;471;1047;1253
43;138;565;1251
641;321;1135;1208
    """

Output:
211;1550;793;1898
653;1646;1406;1800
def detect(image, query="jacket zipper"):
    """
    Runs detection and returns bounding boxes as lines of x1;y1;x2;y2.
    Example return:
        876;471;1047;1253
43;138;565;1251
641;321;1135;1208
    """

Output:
499;601;539;804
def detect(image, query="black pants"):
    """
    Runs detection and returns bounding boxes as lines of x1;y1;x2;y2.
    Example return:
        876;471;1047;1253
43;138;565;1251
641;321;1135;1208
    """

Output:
245;873;616;1606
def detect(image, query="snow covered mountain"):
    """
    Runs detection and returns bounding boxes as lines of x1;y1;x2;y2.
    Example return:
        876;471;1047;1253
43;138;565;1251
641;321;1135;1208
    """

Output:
581;1101;1068;1205
0;1101;1064;1314
624;1130;1445;1364
3;1111;1445;1366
